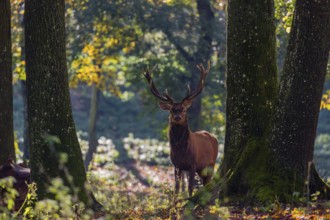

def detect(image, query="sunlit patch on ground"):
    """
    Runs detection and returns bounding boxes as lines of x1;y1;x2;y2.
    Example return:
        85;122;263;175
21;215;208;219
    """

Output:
82;136;330;219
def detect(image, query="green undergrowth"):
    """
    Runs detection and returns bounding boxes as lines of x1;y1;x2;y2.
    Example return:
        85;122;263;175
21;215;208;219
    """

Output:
0;177;93;219
0;175;192;219
2;134;330;219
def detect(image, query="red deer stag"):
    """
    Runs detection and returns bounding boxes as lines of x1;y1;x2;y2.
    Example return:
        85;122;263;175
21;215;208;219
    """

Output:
143;63;218;196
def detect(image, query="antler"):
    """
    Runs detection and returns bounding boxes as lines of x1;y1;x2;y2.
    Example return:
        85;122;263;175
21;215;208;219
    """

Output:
182;62;210;102
143;65;174;104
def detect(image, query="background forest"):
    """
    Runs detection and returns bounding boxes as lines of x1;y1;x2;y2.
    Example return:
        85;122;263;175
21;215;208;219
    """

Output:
1;0;330;219
11;0;330;180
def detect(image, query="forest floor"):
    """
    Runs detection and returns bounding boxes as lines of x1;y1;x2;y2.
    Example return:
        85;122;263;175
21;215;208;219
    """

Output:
2;136;330;219
77;135;330;219
89;159;330;219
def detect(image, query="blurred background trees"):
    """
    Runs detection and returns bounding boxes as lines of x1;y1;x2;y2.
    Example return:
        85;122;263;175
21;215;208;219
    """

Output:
8;0;330;180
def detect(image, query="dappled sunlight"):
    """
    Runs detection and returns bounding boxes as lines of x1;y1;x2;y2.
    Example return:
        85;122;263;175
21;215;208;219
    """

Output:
2;0;330;218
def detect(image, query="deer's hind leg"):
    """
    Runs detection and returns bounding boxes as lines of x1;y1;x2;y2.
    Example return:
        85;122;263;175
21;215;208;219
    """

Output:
188;167;196;196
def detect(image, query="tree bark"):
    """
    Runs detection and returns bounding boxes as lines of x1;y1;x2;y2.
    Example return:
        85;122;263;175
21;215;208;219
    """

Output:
187;0;215;131
189;0;330;206
219;0;278;199
25;0;100;209
270;0;330;196
0;0;15;164
84;85;100;171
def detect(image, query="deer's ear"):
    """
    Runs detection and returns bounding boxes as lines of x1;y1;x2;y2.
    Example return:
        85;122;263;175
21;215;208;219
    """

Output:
159;102;172;111
182;99;193;109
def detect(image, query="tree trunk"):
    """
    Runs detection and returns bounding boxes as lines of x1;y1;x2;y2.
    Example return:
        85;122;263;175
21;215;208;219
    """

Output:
190;0;278;205
0;0;15;164
24;0;100;209
189;0;330;206
219;0;278;200
21;80;30;162
188;0;215;131
270;0;330;196
84;85;100;171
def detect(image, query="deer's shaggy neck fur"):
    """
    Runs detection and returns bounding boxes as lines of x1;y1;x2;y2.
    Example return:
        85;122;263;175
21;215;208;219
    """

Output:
169;120;189;150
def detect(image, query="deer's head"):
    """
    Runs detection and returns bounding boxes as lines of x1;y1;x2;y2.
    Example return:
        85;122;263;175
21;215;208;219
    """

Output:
143;63;210;125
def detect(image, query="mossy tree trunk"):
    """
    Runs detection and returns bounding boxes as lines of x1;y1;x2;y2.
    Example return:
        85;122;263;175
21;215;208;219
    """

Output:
216;0;280;203
190;0;330;206
25;0;100;208
270;0;330;197
0;0;15;164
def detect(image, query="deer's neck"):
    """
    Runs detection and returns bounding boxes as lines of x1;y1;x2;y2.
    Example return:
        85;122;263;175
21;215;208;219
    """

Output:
169;122;189;149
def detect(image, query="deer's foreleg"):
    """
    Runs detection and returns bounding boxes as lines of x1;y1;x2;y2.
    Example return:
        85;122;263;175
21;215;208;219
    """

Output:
174;167;182;194
181;172;186;193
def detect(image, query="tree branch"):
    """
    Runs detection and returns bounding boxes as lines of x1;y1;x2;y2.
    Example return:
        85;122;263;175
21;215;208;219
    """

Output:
162;29;193;62
193;0;215;63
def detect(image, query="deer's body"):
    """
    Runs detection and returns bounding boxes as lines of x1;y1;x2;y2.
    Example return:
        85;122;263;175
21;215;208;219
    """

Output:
144;63;218;196
169;121;218;195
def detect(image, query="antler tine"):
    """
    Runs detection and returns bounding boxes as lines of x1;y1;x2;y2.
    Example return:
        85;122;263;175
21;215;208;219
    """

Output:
164;89;173;101
186;84;191;97
196;61;210;76
183;62;210;102
143;66;174;104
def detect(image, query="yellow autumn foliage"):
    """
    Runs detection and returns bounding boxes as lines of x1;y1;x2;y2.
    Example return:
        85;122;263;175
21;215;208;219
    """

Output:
68;11;138;95
105;38;119;48
320;91;330;110
122;41;136;54
82;44;96;57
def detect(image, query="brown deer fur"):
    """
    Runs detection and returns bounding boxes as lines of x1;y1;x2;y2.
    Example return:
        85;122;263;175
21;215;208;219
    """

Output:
144;63;219;196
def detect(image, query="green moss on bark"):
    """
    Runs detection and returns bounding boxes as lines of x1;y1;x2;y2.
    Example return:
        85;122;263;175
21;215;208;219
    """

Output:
222;138;305;204
222;0;278;175
189;0;330;208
